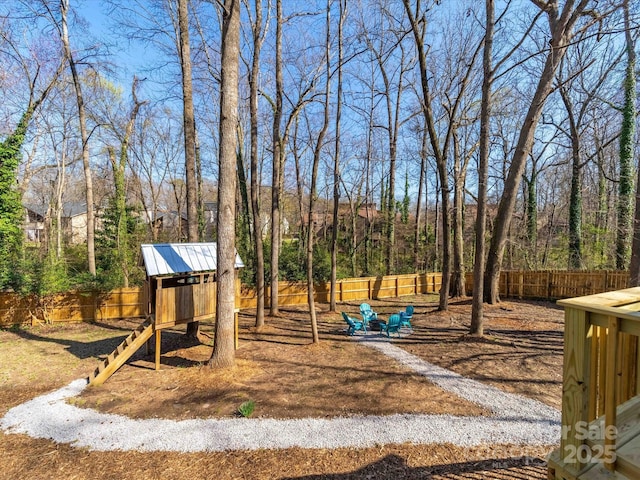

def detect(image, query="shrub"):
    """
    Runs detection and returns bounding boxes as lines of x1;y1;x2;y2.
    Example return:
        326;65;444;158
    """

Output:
236;400;255;418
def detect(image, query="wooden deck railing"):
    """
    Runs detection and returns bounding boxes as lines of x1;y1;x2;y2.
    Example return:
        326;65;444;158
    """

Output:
548;288;640;479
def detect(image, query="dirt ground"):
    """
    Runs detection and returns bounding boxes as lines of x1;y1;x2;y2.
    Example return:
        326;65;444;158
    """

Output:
0;295;564;479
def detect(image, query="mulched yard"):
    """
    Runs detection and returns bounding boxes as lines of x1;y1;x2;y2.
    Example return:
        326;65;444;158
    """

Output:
0;295;564;479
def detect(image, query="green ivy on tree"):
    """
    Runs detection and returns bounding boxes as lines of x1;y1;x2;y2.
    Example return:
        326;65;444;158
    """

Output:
0;110;32;291
95;200;146;289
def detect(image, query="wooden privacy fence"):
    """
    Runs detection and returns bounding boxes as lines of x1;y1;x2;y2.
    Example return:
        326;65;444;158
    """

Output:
0;273;442;326
0;270;630;326
0;288;144;326
495;270;630;300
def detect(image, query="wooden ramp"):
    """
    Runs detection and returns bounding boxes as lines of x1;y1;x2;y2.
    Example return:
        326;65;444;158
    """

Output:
88;318;154;386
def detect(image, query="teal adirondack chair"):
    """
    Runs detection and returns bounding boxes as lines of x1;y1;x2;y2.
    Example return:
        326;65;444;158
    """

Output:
342;312;366;336
400;305;414;329
380;313;402;337
359;303;378;326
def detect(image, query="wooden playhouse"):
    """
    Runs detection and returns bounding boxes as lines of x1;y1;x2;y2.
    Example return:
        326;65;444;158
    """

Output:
548;287;640;479
88;242;243;386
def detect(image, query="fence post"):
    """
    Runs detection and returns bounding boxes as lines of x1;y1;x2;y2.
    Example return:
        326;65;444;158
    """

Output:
518;271;523;299
93;291;99;322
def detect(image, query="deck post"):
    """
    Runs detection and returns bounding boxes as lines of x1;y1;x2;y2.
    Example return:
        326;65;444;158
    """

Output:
559;306;593;476
155;329;161;370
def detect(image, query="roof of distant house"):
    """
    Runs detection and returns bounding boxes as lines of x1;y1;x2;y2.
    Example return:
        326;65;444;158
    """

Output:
25;202;88;218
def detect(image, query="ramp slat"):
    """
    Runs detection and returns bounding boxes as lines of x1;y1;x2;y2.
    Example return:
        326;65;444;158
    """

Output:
88;319;154;386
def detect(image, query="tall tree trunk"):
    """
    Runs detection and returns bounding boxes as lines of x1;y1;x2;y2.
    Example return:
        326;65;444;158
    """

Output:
450;130;467;298
249;0;265;328
595;139;608;265
111;78;145;289
624;0;640;284
363;70;375;276
196;130;204;240
568;150;583;270
525;171;538;268
209;0;240;369
330;0;346;312
402;0;451;310
178;0;198;243
307;1;331;344
178;0;200;338
383;61;404;277
0;110;33;288
470;0;494;336
484;0;590;303
292;119;307;256
414;127;427;269
60;0;95;276
270;0;284;316
235;124;251;263
620;0;636;276
559;86;583;270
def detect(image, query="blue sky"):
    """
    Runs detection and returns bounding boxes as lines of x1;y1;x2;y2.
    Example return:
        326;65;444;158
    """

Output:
78;0;150;83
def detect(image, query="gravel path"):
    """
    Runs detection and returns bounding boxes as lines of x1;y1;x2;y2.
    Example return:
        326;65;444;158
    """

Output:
1;336;560;452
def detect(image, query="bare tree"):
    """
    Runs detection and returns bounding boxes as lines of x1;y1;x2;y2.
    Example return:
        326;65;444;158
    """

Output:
624;0;640;284
484;0;602;303
402;0;480;310
306;0;332;344
209;0;240;369
450;127;477;297
329;0;347;312
620;0;637;276
245;0;268;328
177;0;202;338
413;124;428;270
270;0;284;316
177;0;199;245
57;0;97;276
360;6;410;276
128;107;182;241
0;14;65;288
107;77;146;288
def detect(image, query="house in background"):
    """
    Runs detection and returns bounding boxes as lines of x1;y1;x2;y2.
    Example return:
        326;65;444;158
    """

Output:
62;202;92;244
151;211;188;240
24;206;45;242
149;201;219;241
23;202;99;245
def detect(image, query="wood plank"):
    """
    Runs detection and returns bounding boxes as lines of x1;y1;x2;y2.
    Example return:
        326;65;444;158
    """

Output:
578;464;630;479
588;396;640;450
615;431;640;479
597;328;607;418
605;316;620;471
589;326;599;421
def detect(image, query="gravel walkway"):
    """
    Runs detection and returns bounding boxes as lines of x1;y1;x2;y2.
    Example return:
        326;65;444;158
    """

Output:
1;336;560;452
